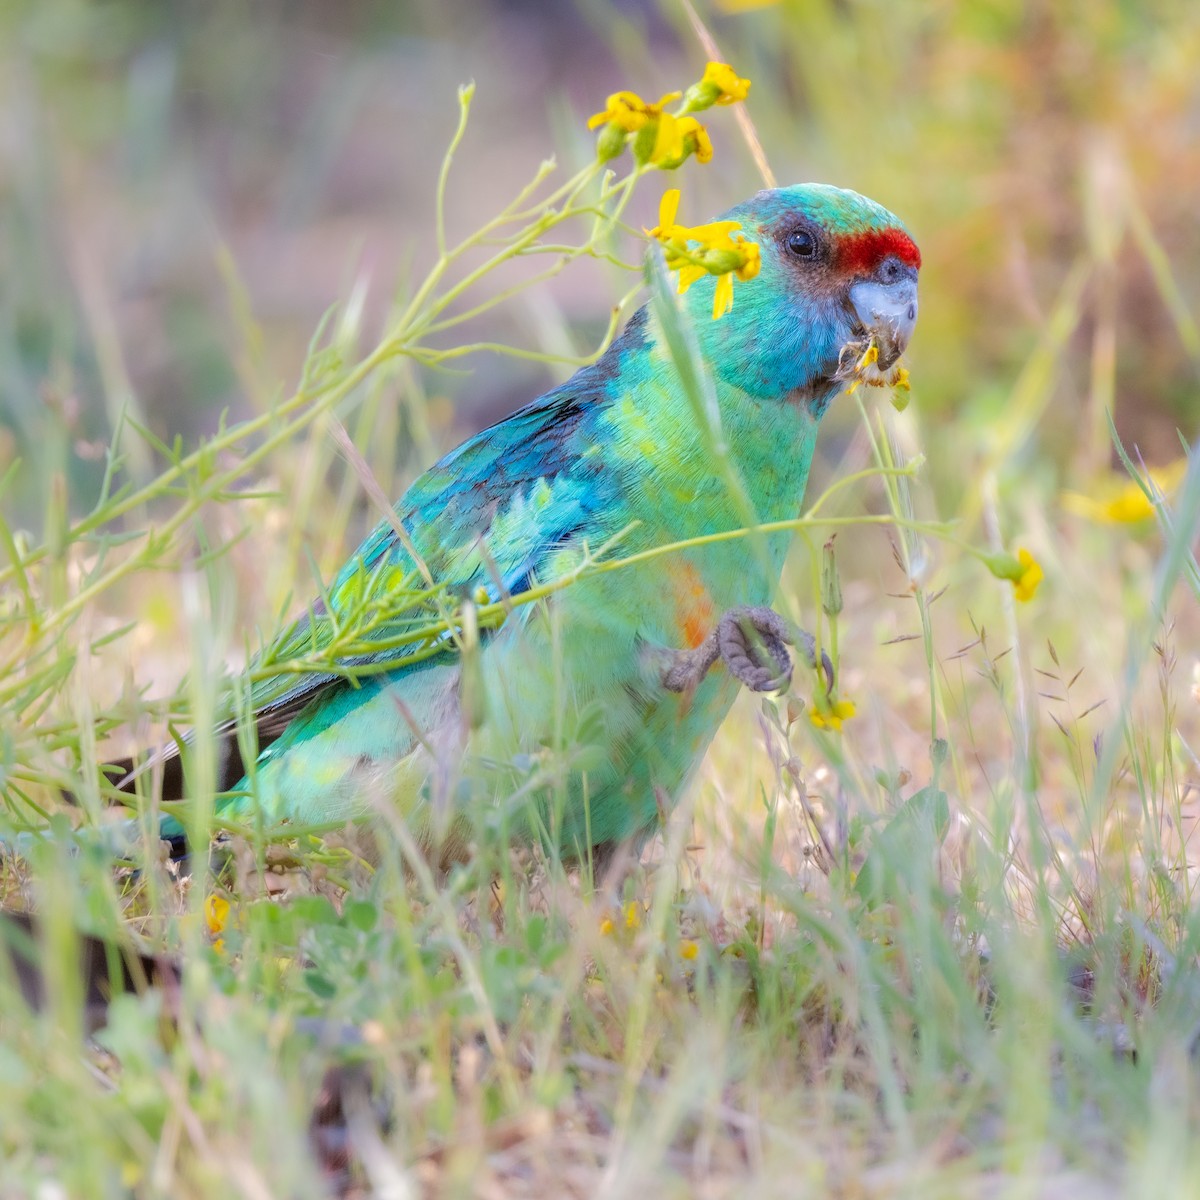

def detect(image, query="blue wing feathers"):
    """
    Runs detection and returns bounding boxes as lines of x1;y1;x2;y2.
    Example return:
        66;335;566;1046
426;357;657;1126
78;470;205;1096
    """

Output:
245;308;649;725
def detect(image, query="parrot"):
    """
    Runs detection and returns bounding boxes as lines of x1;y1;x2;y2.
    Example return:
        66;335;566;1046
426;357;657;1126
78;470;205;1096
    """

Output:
25;183;921;869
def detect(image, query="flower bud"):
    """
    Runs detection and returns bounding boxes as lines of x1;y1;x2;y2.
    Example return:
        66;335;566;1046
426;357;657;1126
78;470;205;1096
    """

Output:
821;538;843;617
700;247;745;275
632;121;659;165
682;80;722;114
595;120;627;162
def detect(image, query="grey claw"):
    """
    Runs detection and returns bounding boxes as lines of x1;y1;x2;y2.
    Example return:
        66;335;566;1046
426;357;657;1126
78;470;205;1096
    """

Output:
661;640;719;694
717;606;793;693
660;605;835;698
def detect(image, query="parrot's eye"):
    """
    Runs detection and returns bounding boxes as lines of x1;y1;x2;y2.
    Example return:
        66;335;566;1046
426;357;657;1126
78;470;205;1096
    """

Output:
879;256;904;283
786;228;818;259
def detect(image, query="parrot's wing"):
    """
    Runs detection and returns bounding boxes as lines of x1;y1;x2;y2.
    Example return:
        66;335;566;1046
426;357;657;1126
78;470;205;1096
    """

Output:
248;383;612;718
119;375;619;796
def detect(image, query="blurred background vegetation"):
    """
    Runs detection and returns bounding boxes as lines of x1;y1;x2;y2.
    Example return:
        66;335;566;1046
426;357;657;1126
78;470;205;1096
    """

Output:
4;0;1197;517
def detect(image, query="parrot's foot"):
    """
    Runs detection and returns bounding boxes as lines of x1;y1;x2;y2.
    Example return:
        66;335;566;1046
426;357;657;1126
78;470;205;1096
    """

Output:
662;606;834;696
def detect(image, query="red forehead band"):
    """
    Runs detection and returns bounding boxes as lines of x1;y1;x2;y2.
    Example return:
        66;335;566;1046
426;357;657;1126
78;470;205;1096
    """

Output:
835;228;921;275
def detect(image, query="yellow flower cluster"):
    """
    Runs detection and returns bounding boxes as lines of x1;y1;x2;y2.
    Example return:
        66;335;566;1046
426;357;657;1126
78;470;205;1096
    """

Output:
587;61;750;170
808;697;857;732
599;900;645;936
648;188;761;319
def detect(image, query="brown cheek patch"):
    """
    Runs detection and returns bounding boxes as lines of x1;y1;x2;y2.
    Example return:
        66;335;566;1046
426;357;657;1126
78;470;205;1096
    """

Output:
835;228;921;275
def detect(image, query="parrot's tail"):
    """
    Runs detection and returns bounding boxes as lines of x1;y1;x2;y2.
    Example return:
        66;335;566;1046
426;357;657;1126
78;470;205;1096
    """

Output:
2;814;189;866
37;728;257;864
80;728;255;809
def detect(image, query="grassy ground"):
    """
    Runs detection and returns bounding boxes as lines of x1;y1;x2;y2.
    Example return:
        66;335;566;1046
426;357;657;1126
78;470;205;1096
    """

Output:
2;1;1200;1196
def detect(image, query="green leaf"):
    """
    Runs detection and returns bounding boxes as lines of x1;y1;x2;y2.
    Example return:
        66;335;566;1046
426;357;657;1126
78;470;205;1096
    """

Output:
304;970;337;1000
854;785;950;909
343;900;378;933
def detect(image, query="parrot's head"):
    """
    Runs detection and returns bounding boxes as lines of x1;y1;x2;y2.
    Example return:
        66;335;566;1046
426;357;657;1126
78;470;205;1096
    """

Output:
686;184;920;412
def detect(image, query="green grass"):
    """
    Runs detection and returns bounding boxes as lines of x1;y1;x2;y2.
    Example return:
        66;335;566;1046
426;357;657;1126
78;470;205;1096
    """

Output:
2;1;1200;1195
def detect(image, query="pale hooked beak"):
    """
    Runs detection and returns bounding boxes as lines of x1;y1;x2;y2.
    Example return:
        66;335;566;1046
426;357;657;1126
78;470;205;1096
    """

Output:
848;278;918;369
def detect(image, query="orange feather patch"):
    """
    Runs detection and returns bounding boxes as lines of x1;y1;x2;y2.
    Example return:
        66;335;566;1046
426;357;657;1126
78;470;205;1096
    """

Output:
673;562;715;650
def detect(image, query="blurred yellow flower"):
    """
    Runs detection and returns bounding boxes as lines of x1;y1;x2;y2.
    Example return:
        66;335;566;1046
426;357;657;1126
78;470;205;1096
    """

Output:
980;546;1044;602
599;902;645;936
680;939;700;960
809;698;857;732
1012;548;1043;602
205;894;230;954
1062;458;1189;524
648;189;760;319
205;894;230;935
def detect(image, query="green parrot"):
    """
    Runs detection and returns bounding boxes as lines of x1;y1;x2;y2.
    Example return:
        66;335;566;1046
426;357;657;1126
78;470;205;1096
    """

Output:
97;184;921;867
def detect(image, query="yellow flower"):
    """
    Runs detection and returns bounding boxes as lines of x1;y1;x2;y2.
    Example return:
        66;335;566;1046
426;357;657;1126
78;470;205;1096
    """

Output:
647;189;760;320
980;546;1044;602
1062;459;1189;525
1097;488;1157;524
589;90;684;163
684;61;752;112
599;917;615;936
809;698;857;732
205;894;230;936
624;901;642;930
587;89;679;132
702;61;751;104
205;894;230;955
736;240;761;279
1012;548;1043;602
713;273;735;319
650;186;685;238
680;939;700;960
646;113;713;169
845;341;879;395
